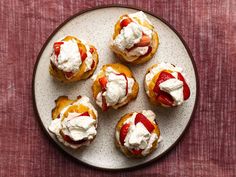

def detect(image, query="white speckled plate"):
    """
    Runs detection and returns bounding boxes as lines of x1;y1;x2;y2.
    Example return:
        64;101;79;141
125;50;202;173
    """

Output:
33;5;198;170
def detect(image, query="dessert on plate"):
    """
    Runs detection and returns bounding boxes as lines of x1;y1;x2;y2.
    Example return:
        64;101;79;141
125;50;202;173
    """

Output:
49;35;98;82
115;110;160;157
110;11;159;64
145;62;190;107
92;63;139;111
48;95;98;149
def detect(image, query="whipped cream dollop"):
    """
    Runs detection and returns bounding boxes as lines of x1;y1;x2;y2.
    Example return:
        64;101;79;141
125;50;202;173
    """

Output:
48;96;98;149
111;11;153;59
94;67;134;108
116;110;159;156
50;38;94;73
145;62;186;106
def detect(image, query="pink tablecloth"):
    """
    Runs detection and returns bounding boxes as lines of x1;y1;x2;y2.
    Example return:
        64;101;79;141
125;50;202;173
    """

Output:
0;0;235;176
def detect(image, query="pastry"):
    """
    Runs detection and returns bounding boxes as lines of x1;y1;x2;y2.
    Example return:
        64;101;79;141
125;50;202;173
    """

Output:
49;35;98;82
145;62;190;107
92;63;139;111
110;11;159;64
48;95;98;149
115;110;160;157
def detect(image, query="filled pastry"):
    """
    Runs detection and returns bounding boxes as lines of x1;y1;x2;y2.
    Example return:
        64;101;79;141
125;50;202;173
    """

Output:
49;35;98;82
110;11;159;64
92;63;139;111
115;110;160;158
145;62;190;107
48;95;98;149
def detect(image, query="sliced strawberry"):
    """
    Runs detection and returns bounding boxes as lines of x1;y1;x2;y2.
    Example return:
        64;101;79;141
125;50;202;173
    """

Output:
64;71;74;79
153;71;175;95
99;77;108;91
120;17;133;28
79;48;87;62
142;46;152;57
89;47;95;54
135;35;151;47
91;60;95;69
116;73;128;95
53;41;64;57
79;112;89;117
157;91;174;106
101;96;108;112
131;149;143;155
63;135;87;145
177;72;190;100
120;123;130;145
135;113;155;133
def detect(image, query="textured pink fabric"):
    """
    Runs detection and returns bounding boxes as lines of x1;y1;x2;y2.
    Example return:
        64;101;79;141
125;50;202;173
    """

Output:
0;0;235;176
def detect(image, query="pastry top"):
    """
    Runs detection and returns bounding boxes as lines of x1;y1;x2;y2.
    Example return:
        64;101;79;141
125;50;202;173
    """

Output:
115;110;160;157
145;62;190;107
50;35;98;82
92;63;139;111
110;11;158;64
49;95;98;149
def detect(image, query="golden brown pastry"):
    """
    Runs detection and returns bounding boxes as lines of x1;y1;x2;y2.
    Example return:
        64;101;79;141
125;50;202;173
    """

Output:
110;11;159;64
145;62;190;107
92;63;139;111
49;36;98;82
48;95;98;149
115;110;160;158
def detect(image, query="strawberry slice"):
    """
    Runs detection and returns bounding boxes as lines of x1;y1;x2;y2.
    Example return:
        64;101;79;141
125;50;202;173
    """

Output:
120;123;130;145
153;71;175;95
79;48;87;62
157;91;174;106
90;60;95;69
89;47;95;54
64;71;74;79
135;35;151;47
101;96;108;112
53;41;64;57
135;113;154;133
177;72;190;100
120;17;133;28
99;77;108;91
79;112;89;117
116;73;128;95
142;46;152;57
131;149;143;155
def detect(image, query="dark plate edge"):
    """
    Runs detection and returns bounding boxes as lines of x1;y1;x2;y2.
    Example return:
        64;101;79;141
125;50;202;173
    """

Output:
32;4;200;171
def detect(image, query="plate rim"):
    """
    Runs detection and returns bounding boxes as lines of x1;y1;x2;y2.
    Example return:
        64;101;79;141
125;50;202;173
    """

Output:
32;4;199;171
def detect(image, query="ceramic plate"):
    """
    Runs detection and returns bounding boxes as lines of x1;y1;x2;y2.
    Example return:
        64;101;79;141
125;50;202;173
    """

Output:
33;5;198;170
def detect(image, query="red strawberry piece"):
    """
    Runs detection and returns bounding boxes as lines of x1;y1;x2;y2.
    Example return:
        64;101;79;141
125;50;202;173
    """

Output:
153;71;175;95
177;72;190;100
79;48;87;62
142;46;152;57
157;91;174;106
90;60;95;69
116;73;128;95
62;134;87;145
99;77;108;91
120;123;130;145
64;71;74;79
89;47;95;54
53;41;64;57
79;112;90;117
135;35;151;47
120;17;133;28
135;113;154;133
131;149;143;155
101;96;108;112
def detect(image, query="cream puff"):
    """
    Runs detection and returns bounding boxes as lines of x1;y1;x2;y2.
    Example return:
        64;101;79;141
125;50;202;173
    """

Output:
48;95;98;149
92;63;139;111
49;36;98;82
110;11;159;64
115;110;160;158
145;62;190;107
